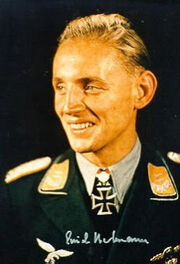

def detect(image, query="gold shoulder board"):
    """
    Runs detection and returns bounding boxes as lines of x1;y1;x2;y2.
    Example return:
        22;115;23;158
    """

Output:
167;151;180;164
5;157;52;184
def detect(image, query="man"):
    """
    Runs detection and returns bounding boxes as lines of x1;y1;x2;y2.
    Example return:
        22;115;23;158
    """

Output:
2;13;180;264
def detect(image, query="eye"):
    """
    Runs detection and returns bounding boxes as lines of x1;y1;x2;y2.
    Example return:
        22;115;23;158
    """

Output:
84;85;102;94
54;84;66;94
85;85;95;90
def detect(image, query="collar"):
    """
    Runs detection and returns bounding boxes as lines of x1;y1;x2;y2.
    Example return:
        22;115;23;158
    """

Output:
76;137;141;204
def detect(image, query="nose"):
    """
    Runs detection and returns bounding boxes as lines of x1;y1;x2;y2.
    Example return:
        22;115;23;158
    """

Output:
63;86;85;114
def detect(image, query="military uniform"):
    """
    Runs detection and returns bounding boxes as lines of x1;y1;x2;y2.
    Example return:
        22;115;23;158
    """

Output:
1;143;180;264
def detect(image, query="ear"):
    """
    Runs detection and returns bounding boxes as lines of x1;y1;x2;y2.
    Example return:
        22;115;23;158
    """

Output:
134;70;157;109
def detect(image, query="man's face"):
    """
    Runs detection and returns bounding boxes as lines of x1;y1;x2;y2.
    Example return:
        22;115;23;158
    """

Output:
52;38;138;154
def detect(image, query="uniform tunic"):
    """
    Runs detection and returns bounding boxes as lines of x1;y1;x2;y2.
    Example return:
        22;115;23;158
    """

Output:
1;143;180;264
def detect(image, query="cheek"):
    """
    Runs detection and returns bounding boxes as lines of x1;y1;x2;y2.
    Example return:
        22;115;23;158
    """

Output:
54;94;64;115
102;97;135;124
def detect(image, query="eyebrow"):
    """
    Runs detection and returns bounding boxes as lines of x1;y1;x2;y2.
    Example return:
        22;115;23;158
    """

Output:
52;76;108;86
52;77;63;84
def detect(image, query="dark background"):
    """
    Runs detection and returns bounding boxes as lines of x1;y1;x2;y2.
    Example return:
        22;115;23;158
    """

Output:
1;0;180;175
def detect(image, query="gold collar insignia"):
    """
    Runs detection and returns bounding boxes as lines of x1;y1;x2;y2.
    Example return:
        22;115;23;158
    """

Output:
38;159;69;195
148;163;177;200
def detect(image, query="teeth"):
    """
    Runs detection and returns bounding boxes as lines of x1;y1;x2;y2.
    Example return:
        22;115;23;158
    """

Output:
70;122;93;129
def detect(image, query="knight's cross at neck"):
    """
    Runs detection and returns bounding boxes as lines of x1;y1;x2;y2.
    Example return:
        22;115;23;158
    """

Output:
76;137;141;205
91;168;118;215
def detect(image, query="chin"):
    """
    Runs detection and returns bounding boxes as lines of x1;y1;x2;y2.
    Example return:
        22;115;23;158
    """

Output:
71;146;92;154
69;141;94;154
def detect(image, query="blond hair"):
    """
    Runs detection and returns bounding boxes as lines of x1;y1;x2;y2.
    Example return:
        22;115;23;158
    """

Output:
58;13;150;71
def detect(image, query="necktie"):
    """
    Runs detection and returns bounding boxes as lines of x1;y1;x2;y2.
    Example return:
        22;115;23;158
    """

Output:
91;168;118;215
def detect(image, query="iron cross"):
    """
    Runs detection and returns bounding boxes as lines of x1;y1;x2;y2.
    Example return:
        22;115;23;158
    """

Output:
91;186;118;215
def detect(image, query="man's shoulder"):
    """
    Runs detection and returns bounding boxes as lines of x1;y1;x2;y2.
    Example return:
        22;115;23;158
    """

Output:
141;142;180;168
4;149;75;199
5;149;73;184
140;143;180;201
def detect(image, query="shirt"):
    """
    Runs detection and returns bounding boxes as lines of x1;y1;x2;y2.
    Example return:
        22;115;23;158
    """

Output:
76;137;141;204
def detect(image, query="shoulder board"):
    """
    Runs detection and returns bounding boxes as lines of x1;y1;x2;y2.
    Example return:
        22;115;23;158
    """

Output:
167;151;180;164
5;157;52;184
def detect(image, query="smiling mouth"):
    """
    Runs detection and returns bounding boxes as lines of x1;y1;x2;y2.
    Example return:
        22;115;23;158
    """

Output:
69;122;94;132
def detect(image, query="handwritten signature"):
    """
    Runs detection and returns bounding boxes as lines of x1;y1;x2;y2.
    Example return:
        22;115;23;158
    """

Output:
65;230;149;245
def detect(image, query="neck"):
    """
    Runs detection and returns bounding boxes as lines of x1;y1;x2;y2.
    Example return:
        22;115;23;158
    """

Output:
82;129;137;168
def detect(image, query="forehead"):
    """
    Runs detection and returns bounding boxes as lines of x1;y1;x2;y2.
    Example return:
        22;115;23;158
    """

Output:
53;38;128;80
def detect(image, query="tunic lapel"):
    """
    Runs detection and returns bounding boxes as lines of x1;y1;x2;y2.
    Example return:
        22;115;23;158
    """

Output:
107;144;179;264
107;145;157;263
37;150;94;239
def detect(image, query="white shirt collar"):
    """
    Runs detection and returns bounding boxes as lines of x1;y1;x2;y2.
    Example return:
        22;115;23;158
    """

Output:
76;138;141;204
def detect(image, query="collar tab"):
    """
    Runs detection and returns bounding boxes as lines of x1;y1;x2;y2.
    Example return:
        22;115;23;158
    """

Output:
38;159;69;195
148;162;178;201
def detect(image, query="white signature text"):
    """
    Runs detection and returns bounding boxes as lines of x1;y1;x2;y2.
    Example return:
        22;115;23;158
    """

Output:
65;230;149;245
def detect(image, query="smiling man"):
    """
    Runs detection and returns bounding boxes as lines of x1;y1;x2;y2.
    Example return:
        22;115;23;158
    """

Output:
53;38;141;164
3;13;180;264
52;17;156;166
